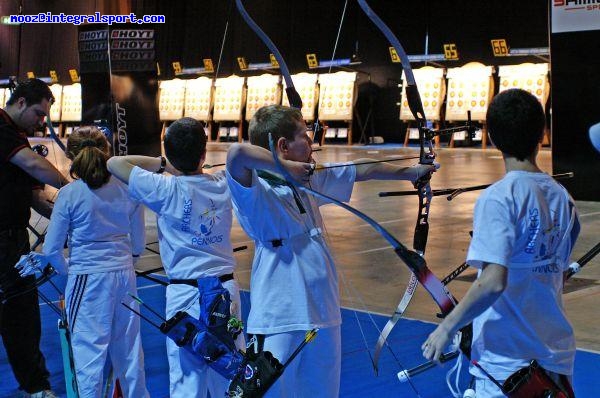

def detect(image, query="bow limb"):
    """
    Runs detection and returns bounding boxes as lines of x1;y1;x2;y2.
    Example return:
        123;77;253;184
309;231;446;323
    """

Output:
355;0;434;184
234;0;302;109
47;115;66;153
372;261;471;374
356;0;426;126
372;272;418;374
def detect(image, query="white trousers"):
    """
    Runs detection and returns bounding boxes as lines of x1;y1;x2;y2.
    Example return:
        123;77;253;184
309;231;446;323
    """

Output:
66;269;148;398
261;325;341;398
165;278;245;398
474;378;506;398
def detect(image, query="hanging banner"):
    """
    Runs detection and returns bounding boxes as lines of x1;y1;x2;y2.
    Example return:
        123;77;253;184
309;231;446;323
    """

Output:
78;24;161;157
551;0;600;33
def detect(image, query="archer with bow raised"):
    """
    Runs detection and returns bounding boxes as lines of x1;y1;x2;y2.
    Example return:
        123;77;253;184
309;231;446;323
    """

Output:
0;78;68;398
422;89;579;398
108;117;247;398
225;104;435;396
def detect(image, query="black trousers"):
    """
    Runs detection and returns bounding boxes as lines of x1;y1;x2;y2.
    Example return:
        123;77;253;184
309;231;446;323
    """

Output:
0;227;51;394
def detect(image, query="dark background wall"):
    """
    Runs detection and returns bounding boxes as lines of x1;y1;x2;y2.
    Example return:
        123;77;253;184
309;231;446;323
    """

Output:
132;0;550;141
551;27;600;201
0;0;129;80
4;1;597;199
1;0;549;139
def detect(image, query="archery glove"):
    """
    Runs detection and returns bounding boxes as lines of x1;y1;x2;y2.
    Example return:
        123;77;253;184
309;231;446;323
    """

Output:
15;252;48;277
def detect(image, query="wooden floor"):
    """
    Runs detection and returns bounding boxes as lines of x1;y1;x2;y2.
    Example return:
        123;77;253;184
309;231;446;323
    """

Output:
32;139;600;352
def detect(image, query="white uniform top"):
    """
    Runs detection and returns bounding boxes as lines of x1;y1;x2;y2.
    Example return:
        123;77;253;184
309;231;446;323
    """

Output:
227;166;356;334
466;171;579;379
44;176;145;274
129;167;235;279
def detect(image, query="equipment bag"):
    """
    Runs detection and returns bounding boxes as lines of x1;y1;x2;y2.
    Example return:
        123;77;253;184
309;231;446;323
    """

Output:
503;360;573;398
227;336;284;398
160;276;245;379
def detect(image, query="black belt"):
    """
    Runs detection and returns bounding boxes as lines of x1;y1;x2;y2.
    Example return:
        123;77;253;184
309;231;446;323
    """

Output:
266;228;323;248
169;273;234;287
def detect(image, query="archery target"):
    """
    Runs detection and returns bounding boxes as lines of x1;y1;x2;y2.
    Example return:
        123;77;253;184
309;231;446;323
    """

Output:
184;77;213;121
445;63;494;121
158;79;186;121
497;63;549;108
245;74;281;121
318;71;357;121
60;83;82;122
400;66;445;122
213;75;245;122
282;72;318;121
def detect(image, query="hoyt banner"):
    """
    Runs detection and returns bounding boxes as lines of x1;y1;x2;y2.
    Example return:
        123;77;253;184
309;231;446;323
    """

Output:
78;24;161;156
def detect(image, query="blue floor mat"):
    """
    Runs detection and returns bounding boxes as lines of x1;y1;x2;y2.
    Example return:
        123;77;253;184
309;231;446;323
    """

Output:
1;277;599;397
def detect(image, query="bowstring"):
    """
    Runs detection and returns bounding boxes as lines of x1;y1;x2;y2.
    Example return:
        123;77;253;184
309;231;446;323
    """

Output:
304;0;383;375
214;0;234;80
310;172;422;397
309;3;424;394
308;12;421;380
310;0;349;142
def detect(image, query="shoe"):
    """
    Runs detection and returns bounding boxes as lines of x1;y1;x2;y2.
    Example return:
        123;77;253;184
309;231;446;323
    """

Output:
27;390;59;398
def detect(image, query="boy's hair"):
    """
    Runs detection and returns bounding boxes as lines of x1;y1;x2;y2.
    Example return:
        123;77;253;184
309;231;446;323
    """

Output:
6;78;55;106
486;88;545;161
249;105;304;150
164;117;207;174
67;126;111;189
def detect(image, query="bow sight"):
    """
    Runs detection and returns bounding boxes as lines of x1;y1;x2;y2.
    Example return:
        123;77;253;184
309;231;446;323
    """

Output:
419;110;477;144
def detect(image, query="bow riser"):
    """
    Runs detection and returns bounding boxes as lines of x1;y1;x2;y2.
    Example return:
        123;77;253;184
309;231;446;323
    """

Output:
413;185;431;254
1;265;57;303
